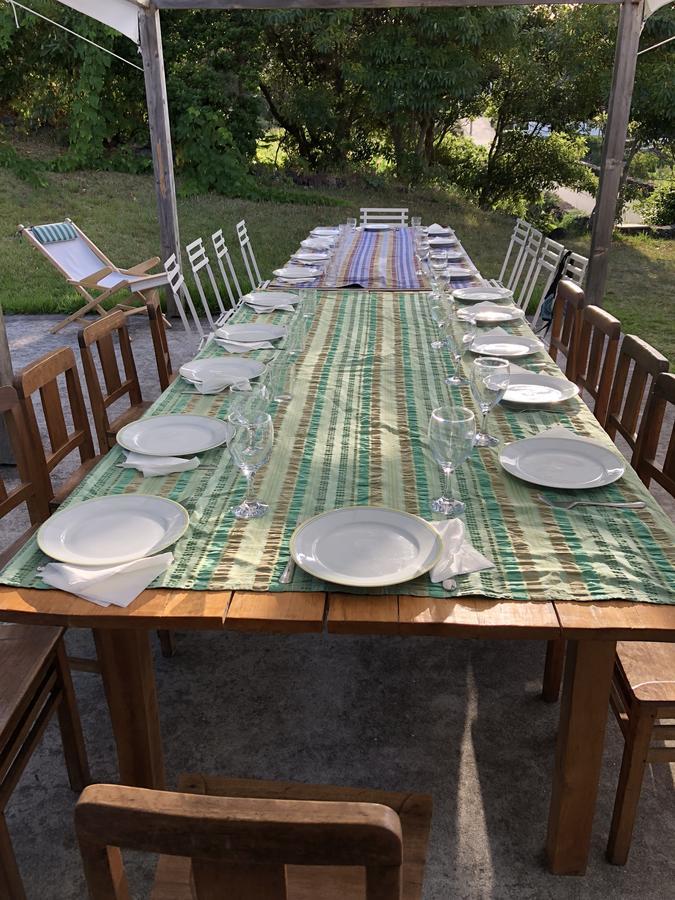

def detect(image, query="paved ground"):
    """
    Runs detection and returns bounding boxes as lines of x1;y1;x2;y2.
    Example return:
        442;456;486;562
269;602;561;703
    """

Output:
2;314;674;899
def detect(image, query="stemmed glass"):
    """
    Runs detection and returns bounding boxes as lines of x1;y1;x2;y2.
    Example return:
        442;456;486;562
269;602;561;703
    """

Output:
470;357;510;448
429;250;448;291
228;411;275;519
298;288;318;320
229;382;271;421
428;295;450;350
263;353;295;403
285;312;307;358
428;405;476;517
414;234;430;278
445;319;476;386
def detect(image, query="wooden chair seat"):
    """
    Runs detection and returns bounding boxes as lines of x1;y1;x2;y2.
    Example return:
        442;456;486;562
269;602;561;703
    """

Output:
614;641;675;707
51;456;102;509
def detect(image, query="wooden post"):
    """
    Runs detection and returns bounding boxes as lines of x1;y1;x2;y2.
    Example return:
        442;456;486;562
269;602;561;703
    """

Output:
585;0;645;307
138;7;180;316
0;304;14;464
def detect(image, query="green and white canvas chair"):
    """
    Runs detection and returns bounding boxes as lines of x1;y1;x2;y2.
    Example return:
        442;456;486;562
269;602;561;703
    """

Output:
19;219;169;333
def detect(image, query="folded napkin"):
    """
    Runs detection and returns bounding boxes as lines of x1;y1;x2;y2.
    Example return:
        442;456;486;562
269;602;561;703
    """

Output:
248;303;295;313
430;520;494;591
216;339;274;353
192;376;252;394
458;301;521;319
122;452;200;478
40;553;174;608
427;223;450;234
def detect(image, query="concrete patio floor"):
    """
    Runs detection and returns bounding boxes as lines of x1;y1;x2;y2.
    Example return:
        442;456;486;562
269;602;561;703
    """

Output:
3;314;675;900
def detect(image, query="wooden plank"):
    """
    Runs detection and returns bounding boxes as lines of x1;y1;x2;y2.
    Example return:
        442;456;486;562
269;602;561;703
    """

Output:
327;594;399;635
0;586;229;630
156;0;621;8
138;8;180;316
546;638;616;875
94;628;166;789
225;591;326;633
555;600;675;641
586;0;645;306
398;596;559;638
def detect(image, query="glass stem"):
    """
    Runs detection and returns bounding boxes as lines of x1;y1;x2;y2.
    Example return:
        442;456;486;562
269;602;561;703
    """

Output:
481;408;489;435
443;466;453;499
243;471;255;505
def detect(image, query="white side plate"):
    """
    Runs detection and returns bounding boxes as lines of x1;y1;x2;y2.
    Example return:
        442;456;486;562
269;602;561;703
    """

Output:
117;415;233;456
38;495;190;566
215;323;287;343
458;303;524;325
290;506;442;587
503;373;580;407
362;223;391;231
471;334;542;358
499;436;625;489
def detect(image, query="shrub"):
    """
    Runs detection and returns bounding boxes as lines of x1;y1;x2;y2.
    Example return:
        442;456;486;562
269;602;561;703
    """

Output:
639;182;675;226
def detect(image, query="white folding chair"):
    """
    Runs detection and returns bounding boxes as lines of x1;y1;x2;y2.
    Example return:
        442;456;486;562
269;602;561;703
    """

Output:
490;217;532;291
511;227;543;310
186;237;230;328
359;207;409;227
163;253;206;337
211;228;243;314
564;251;589;286
524;237;565;319
235;219;264;291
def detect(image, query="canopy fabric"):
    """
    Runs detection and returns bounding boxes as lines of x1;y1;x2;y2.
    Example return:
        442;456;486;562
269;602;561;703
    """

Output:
645;0;673;17
56;0;139;43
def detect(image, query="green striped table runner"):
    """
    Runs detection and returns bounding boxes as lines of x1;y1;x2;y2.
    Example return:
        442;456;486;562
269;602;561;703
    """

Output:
2;291;674;604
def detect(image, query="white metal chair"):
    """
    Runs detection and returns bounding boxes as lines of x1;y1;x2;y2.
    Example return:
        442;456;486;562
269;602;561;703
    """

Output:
359;207;409;227
235;219;264;291
19;219;168;333
186;237;230;326
525;237;565;321
564;251;589;286
493;217;532;291
163;253;206;337
211;229;243;313
507;226;542;310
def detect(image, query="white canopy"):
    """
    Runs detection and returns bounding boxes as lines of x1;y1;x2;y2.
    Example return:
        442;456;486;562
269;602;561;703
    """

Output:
56;0;139;44
645;0;673;17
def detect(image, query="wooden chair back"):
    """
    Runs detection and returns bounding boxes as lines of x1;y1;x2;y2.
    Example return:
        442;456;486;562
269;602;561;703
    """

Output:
75;783;405;900
605;334;668;452
14;347;97;506
78;311;144;452
548;279;586;379
0;385;49;533
145;295;174;392
575;304;621;427
633;372;675;495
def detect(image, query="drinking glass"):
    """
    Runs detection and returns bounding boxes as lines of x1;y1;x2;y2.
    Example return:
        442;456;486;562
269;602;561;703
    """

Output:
428;296;449;350
411;215;422;229
347;217;357;230
470;357;510;448
229;382;271;420
428;405;476;517
263;354;296;402
298;288;318;319
429;250;448;290
445;319;476;386
285;313;307;357
228;411;275;519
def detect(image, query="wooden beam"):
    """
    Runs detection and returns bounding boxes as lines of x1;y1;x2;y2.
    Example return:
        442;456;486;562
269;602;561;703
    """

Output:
585;0;645;307
156;0;621;7
138;8;180;316
0;303;14;464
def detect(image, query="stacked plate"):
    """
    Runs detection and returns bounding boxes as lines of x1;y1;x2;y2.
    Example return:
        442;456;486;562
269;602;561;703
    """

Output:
273;265;321;282
470;329;543;359
458;302;524;325
215;323;287;353
179;357;266;393
244;291;298;313
452;286;513;304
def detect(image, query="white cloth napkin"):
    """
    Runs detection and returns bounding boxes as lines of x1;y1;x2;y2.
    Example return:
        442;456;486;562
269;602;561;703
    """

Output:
193;376;252;394
40;553;173;608
248;303;295;313
122;452;200;478
430;520;494;590
216;339;274;353
458;301;521;319
427;223;450;234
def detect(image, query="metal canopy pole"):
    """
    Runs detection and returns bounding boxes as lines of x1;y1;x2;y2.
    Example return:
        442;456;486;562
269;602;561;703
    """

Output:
138;6;180;315
585;0;645;307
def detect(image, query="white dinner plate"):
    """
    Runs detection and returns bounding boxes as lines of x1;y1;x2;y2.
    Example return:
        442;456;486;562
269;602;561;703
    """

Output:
290;506;442;588
426;226;453;236
311;227;338;235
244;291;298;308
37;495;190;566
429;236;458;248
293;251;329;263
458;304;524;325
302;238;332;250
215;323;287;343
117;415;233;456
363;223;391;231
499;436;625;489
471;333;543;358
273;266;321;280
452;287;513;304
502;373;580;407
179;357;266;385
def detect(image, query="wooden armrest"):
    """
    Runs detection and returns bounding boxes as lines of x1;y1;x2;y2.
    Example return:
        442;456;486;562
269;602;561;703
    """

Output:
122;257;161;276
74;265;115;287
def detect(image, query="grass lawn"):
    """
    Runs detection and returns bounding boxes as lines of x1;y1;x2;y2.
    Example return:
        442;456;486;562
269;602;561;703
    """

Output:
1;167;673;363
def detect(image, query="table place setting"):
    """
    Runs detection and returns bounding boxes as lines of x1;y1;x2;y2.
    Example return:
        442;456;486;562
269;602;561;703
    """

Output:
469;326;544;359
179;357;267;394
243;291;299;313
452;286;513;304
215;322;287;353
501;364;579;408
457;301;525;325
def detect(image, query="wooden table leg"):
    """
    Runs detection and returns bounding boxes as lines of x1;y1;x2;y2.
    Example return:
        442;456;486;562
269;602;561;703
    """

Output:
94;628;165;789
546;638;616;875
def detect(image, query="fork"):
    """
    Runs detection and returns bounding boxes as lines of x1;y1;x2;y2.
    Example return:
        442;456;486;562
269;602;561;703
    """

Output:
279;556;296;584
537;493;646;511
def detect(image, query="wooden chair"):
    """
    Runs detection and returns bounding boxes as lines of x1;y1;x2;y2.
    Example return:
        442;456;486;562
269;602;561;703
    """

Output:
547;278;586;381
605;334;668;454
145;294;176;392
78;310;151;453
14;348;102;514
574;304;621;428
1;624;90;899
75;773;432;900
359;207;409;227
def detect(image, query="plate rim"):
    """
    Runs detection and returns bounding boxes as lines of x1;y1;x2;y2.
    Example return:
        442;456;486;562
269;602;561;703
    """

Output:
37;494;190;565
499;435;625;489
289;505;443;587
502;372;580;406
116;414;233;456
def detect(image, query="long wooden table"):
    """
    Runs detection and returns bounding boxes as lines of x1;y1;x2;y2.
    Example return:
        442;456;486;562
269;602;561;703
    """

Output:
2;272;675;878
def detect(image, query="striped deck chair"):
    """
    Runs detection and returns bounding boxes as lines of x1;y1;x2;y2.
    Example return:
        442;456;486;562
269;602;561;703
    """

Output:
19;219;169;333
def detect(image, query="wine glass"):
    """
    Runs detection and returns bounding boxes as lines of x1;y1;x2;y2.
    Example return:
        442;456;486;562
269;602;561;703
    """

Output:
445;319;476;386
346;217;357;230
298;288;318;320
428;405;476;517
228;411;275;519
411;215;422;230
429;250;448;290
229;382;271;420
263;353;295;402
470;357;510;448
285;312;307;357
428;296;450;350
